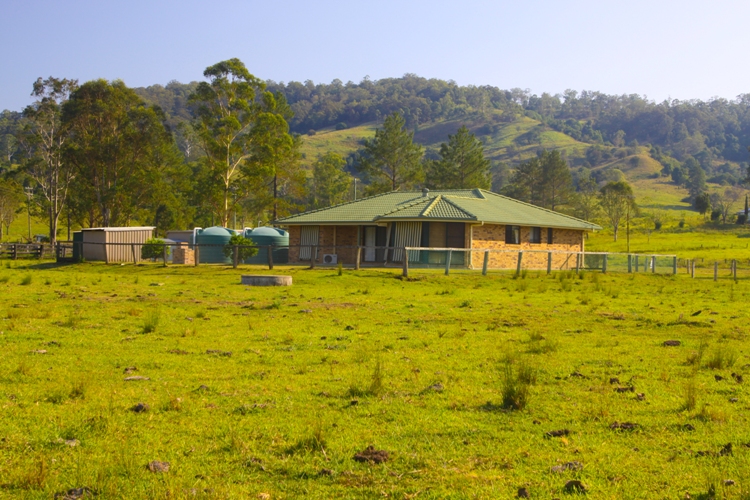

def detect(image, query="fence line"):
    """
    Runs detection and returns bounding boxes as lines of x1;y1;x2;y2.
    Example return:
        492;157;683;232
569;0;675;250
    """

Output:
6;241;748;281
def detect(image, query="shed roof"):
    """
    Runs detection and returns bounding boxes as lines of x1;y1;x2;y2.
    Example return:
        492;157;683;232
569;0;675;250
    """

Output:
81;226;155;232
274;189;600;231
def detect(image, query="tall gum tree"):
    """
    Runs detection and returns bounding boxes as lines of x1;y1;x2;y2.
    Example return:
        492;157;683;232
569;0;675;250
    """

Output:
189;58;293;226
18;77;78;244
62;79;177;227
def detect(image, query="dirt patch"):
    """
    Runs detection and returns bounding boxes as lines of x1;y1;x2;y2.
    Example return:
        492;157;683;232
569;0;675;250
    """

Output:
610;422;639;431
551;461;583;473
353;445;389;464
147;461;170;473
54;487;96;499
546;429;571;438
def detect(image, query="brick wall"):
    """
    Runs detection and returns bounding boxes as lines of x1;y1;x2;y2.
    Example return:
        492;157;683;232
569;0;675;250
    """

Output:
287;225;359;265
470;224;584;270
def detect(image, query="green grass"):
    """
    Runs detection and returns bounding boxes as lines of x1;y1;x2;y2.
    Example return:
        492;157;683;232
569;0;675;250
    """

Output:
1;261;750;498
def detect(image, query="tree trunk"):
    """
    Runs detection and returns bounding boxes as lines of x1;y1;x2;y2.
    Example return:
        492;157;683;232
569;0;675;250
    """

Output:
613;227;618;242
273;174;278;221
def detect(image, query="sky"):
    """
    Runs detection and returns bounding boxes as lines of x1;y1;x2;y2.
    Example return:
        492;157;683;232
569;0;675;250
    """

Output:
2;0;749;111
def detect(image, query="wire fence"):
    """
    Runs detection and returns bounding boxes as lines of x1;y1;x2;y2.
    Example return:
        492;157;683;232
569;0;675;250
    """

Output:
5;241;747;281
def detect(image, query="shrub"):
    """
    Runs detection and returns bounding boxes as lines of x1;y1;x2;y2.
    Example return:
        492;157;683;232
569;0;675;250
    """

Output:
141;238;169;260
501;360;535;410
223;234;258;262
737;214;747;225
307;129;316;136
20;274;32;286
335;122;348;130
142;308;161;334
705;346;737;370
678;220;685;228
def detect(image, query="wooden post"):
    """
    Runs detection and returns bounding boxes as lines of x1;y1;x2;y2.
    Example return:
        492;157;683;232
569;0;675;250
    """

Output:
635;255;639;272
355;246;361;271
733;259;737;280
402;248;409;278
104;243;109;265
602;254;608;273
194;245;200;267
651;256;656;273
310;246;316;269
691;260;695;278
12;244;17;260
673;256;677;275
233;245;239;269
547;252;552;275
516;251;523;275
445;250;452;276
575;252;580;273
267;245;274;270
162;245;168;267
714;261;718;281
628;254;632;273
482;250;489;276
37;244;43;259
131;244;137;265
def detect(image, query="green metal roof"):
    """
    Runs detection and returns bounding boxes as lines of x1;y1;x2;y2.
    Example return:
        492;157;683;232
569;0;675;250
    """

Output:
274;189;600;231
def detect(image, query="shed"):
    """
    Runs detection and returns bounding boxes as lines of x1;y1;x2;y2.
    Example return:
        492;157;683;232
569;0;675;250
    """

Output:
81;227;155;263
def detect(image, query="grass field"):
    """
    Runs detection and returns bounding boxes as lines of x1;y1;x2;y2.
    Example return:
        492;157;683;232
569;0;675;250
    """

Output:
2;261;750;498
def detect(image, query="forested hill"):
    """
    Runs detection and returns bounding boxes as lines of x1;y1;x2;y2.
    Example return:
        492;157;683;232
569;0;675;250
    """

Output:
132;76;750;170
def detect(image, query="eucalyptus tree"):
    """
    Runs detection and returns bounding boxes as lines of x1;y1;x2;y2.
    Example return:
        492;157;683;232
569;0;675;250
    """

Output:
599;181;635;242
62;79;178;227
17;77;77;244
310;152;351;209
189;58;294;226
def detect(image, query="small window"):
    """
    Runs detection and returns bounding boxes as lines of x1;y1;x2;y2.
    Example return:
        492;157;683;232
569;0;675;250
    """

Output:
547;228;553;244
505;225;520;244
530;227;542;244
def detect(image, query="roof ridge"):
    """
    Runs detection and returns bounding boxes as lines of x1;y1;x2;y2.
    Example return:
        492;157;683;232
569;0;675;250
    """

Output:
420;195;442;217
441;196;478;219
479;189;598;228
379;196;433;217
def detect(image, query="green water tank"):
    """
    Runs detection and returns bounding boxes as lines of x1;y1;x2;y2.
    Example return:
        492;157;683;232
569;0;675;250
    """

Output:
195;227;236;264
243;227;289;264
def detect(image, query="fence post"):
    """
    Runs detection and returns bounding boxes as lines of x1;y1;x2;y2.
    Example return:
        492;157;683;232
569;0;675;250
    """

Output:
628;254;632;273
602;254;608;273
104;243;109;265
547;252;552;275
233;245;239;269
516;251;523;275
37;244;43;259
355;246;361;270
194;245;200;267
673;256;677;275
575;252;581;273
634;255;639;272
267;245;274;270
482;250;489;276
402;248;409;278
445;250;452;276
12;244;17;260
162;245;168;267
691;260;695;278
714;261;718;281
131;244;137;265
310;246;316;269
651;256;655;273
732;259;737;280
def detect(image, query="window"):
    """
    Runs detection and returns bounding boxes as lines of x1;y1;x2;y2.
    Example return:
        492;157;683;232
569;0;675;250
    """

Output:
530;227;541;244
547;228;554;244
505;225;520;244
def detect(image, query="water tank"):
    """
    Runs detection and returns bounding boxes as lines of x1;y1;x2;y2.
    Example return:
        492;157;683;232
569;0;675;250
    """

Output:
243;227;289;264
195;227;235;264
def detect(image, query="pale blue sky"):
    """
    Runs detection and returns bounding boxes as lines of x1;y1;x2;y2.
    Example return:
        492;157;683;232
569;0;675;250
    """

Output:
3;0;749;111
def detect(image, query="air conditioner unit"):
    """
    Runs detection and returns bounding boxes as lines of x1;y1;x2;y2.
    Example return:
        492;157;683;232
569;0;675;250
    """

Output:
323;254;338;264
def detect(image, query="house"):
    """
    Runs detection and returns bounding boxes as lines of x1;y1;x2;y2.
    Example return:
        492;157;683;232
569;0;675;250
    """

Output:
273;189;600;269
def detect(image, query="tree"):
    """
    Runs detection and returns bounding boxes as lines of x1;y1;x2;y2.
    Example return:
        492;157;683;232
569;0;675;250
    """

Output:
503;150;573;209
685;157;706;203
189;58;293;226
599;181;635;242
0;179;24;239
310;152;351;209
572;172;601;222
426;126;490;189
62;79;178;227
711;187;743;224
17;77;78;244
694;192;711;218
356;112;423;194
